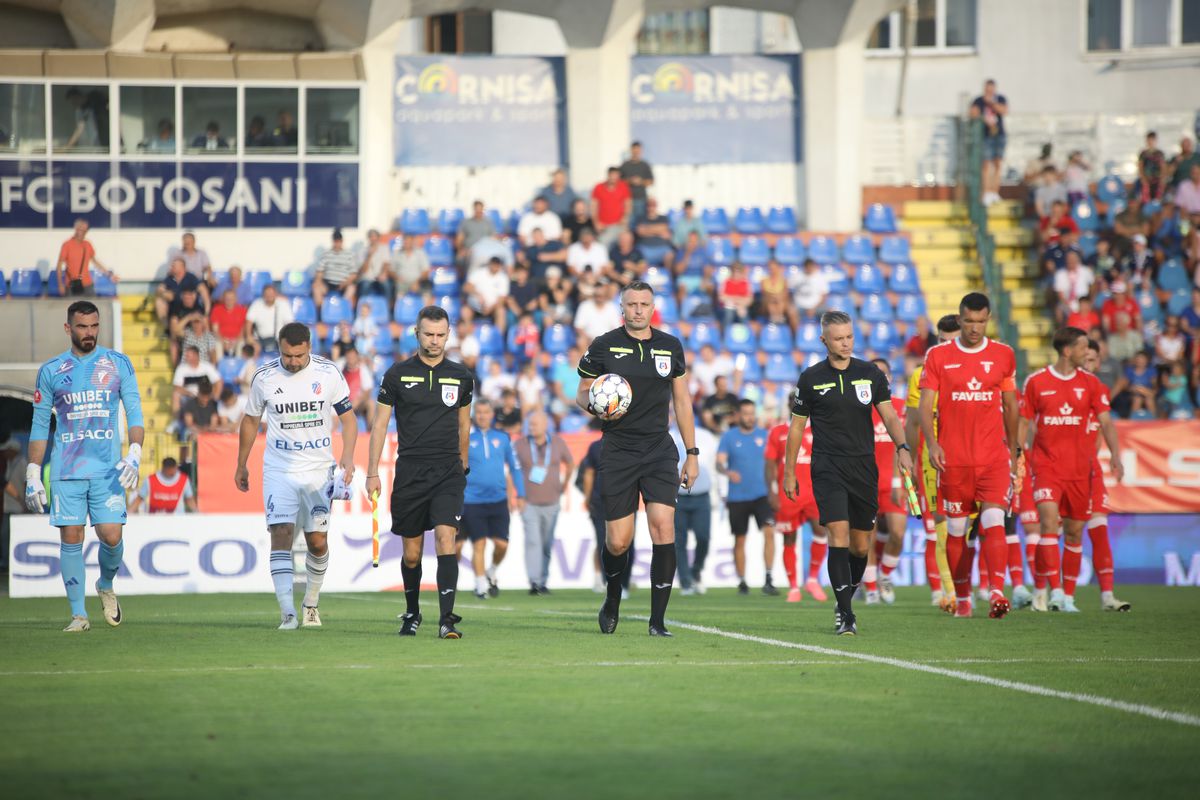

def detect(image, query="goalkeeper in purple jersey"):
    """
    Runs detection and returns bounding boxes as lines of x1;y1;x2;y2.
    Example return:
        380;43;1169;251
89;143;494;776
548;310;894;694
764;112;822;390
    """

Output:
25;300;145;632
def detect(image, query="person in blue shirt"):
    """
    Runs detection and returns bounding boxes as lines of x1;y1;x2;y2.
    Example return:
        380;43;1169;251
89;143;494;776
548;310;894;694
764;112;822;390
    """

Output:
672;424;718;595
717;399;777;596
459;399;524;599
25;301;144;632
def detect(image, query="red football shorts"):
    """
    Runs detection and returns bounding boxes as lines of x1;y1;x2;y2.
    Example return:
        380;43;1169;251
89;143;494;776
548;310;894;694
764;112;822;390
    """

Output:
775;494;819;534
1031;473;1092;522
938;459;1012;518
1090;462;1110;516
1017;475;1038;527
877;488;905;516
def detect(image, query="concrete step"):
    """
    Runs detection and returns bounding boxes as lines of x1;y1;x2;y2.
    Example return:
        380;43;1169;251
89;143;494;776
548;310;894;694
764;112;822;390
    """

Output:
128;351;172;373
909;228;975;248
999;261;1039;279
900;217;967;230
920;277;974;295
987;201;1024;219
902;200;966;219
916;261;981;279
119;295;151;312
911;248;977;265
122;321;167;343
992;228;1034;247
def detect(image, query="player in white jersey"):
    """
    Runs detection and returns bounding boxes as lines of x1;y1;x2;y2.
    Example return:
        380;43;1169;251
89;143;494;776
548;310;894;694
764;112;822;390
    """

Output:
235;323;357;629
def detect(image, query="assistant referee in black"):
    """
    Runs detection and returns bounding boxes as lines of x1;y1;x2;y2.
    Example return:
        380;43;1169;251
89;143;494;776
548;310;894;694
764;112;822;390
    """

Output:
783;310;912;635
576;280;699;637
366;305;474;640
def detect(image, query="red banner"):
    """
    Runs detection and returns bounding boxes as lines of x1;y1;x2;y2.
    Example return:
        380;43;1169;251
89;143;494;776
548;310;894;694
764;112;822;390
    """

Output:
196;421;1198;514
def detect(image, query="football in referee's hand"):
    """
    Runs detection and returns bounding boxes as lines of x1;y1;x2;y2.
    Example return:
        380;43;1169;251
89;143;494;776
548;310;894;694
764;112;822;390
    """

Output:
589;374;633;421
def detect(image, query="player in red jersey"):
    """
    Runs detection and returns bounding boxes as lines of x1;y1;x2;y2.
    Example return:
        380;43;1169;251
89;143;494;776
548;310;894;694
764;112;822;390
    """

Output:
1083;339;1131;611
1020;327;1124;613
862;358;908;605
1010;445;1038;609
765;420;828;603
918;292;1019;619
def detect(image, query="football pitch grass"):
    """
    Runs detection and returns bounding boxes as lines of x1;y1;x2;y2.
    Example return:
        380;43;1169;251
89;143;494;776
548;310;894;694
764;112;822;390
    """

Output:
2;586;1199;799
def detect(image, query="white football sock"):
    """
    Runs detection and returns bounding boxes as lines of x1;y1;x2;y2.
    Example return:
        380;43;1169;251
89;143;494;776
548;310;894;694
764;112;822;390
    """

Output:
476;575;488;593
486;565;497;581
303;551;328;608
270;550;296;617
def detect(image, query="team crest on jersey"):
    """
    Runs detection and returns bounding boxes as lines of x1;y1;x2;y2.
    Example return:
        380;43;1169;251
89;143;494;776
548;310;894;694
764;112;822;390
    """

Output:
654;354;671;377
981;360;993;374
312;382;323;395
442;385;459;407
856;383;872;405
92;368;111;388
1074;387;1084;400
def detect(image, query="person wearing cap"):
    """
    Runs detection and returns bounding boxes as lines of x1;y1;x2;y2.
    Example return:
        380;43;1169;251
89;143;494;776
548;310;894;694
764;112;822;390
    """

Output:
1100;281;1142;336
313;228;358;310
1120;233;1158;293
517;195;562;247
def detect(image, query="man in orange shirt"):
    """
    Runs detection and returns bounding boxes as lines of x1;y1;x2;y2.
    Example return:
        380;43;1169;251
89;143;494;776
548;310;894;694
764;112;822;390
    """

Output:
56;219;117;296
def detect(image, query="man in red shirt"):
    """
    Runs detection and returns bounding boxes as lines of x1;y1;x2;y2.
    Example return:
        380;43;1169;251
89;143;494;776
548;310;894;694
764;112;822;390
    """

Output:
919;292;1019;619
210;288;247;355
1100;281;1140;334
764;420;827;603
590;166;631;248
1020;327;1123;613
862;358;908;605
55;219;118;296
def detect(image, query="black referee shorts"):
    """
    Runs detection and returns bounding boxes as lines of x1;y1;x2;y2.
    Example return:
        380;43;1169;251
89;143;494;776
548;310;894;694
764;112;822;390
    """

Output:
727;496;774;536
810;453;879;532
390;458;466;537
601;433;680;522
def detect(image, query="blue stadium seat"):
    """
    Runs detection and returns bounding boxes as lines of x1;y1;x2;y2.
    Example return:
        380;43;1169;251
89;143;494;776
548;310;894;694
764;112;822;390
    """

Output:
644;265;672;293
9;269;42;297
860;294;894;323
724;323;757;354
1143;200;1162;219
1158;260;1190;292
807;235;839;265
290;296;317;325
1096;174;1124;204
796;321;823;353
864;203;898;234
476;323;504;356
438;208;464;236
736;353;762;383
1105;199;1126;229
399;325;419;352
358;296;389;324
246;270;274;299
681;293;716;323
747;265;768;290
766;206;797;234
878;236;911;264
505;210;522;236
558;414;589;433
438;294;460;322
485;208;504;234
702;207;730;235
45;275;65;297
737;236;770;266
374;328;396;355
394;293;423;325
773;235;805;265
706;237;735;267
431;267;459;296
1078;232;1099;260
656;321;678;338
280;270;312;298
1072;198;1100;232
734;206;765;235
1167;288;1191;316
1133;291;1161;325
888;262;920;293
542;324;575;355
667;208;683;229
654;294;678;324
803;351;823;369
688;321;723;351
852;263;886;293
894;293;927;323
91;269;117;297
764;353;797;383
320;294;352;326
841;234;875;264
400;208;430;236
217;356;243;390
822;266;850;294
425;235;454;267
825;293;854;316
0;270;7;297
759;323;792;354
641;243;671;266
867;321;897;351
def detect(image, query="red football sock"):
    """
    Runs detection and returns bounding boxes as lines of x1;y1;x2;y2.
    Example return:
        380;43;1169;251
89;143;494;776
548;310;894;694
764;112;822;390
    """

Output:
1063;544;1083;597
925;534;941;591
946;532;971;599
1040;535;1062;589
1026;540;1038;580
782;544;798;589
808;540;827;581
975;544;987;591
1089;523;1114;592
982;526;1008;592
873;533;886;563
880;552;899;578
1006;535;1024;587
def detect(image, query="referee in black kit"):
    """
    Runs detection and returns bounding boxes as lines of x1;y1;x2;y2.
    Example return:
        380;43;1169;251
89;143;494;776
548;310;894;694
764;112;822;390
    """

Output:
366;305;474;640
783;310;912;636
576;281;699;637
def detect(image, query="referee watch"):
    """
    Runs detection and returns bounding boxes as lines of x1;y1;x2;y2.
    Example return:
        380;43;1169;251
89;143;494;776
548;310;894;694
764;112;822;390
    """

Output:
685;447;699;456
895;443;911;452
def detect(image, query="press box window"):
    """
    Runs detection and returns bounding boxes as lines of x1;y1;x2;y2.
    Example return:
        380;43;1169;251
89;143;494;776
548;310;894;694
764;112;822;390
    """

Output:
51;84;110;154
245;87;298;153
306;88;358;155
183;87;235;154
121;85;176;154
0;83;47;154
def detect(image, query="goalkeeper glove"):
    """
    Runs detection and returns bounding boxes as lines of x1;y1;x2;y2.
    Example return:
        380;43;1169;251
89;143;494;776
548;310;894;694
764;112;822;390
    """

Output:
324;467;353;502
25;463;47;513
115;443;142;490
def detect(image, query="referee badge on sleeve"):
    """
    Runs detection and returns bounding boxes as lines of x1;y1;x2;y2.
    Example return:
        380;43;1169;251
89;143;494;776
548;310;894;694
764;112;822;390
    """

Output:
855;381;872;405
442;385;460;407
654;354;671;377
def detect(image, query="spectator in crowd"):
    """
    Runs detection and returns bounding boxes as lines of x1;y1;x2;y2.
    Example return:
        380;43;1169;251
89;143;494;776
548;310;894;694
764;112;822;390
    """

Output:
672;199;707;248
450;318;480;372
167;288;205;364
328;321;356;362
590;166;631;247
515;360;547;411
215;386;247;433
1153;200;1185;261
506;264;542;323
243;283;293;354
633;197;675;270
514;410;574;596
245;115;270;147
1154;315;1187;374
566;225;609;276
236;343;258;394
758;260;793;329
172;349;221;413
354;228;396;305
221;265;246;301
456;200;497;267
1112;351;1157;417
338;347;376;425
191;120;229;151
465;256;511;331
181;314;220;364
511;312;541;366
1107;310;1146;363
539;266;574;323
210;288;247;356
1169;137;1200;191
1137;131;1166;203
350;300;380;358
1054;249;1095;323
178;377;220;440
792;258;829;319
1174;163;1200;216
313;228;358;309
1033;166;1067;219
393;234;432;295
1066;295;1101;333
55;218;117;296
969;78;1008;206
718;262;753;326
539;168;579;218
1113;196;1146;247
691;343;733;397
481;359;516;404
1064;151;1091;207
156;256;202;328
573;281;620;343
1039;199;1080;248
520;227;567;282
1101;281;1141;332
129;457;197;514
1;432;28;574
469;232;514;274
1023;142;1054;183
619;141;655;221
1179;287;1200;335
272;109;298;147
170;231;213;285
62;87;103;150
700;375;737;433
1086;236;1118;277
495;388;522;434
904;316;937;357
517;195;563;246
1090;336;1121;389
549;345;583;417
562;198;595;245
606;230;645;287
674;229;709;289
671;421;718;595
144;118;176;152
1161;360;1194;418
1120;233;1158;293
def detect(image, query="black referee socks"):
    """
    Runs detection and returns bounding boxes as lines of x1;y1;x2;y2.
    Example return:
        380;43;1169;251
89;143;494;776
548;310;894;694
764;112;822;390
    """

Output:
649;543;676;626
602;545;628;604
849;552;868;588
402;560;422;614
437;554;458;619
828;546;855;618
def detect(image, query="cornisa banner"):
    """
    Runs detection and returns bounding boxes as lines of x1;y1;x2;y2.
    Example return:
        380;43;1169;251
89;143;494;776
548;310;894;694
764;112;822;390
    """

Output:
393;56;566;166
629;55;802;165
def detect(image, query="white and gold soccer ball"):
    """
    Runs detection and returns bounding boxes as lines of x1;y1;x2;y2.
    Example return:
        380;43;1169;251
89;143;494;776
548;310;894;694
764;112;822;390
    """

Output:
588;373;633;421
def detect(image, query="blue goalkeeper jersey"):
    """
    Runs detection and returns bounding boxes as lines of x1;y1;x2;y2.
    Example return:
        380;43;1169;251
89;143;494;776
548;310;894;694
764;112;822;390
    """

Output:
31;346;144;482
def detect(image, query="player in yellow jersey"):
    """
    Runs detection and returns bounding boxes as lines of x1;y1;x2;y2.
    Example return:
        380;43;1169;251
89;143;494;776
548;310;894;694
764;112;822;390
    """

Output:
905;315;960;612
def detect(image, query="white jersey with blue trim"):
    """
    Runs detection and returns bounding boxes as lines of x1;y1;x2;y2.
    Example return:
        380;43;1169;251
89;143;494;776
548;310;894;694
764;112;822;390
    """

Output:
245;355;352;473
31;346;144;482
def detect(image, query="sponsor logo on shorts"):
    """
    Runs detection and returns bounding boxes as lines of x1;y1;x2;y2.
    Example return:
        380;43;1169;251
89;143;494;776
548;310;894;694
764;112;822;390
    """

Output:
105;495;125;512
310;504;329;527
943;500;963;515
